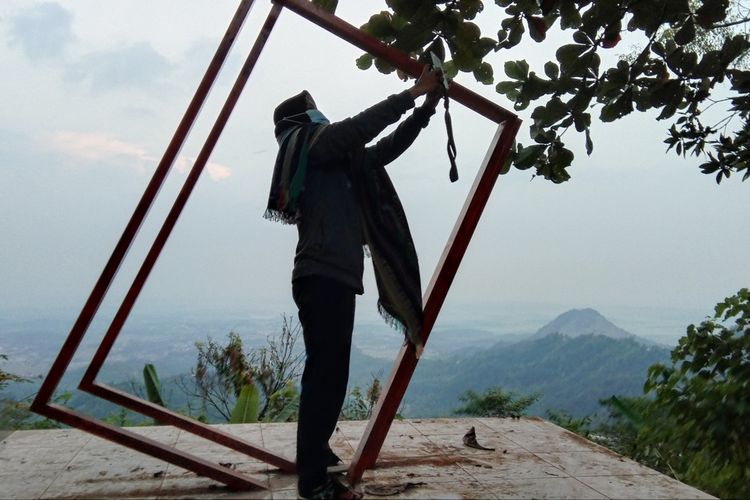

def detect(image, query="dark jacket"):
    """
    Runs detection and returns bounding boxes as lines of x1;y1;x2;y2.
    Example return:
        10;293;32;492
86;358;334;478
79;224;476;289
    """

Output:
292;90;435;293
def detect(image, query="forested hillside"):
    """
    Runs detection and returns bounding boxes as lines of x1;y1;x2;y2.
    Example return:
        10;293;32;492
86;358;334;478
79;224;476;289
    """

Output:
401;333;670;417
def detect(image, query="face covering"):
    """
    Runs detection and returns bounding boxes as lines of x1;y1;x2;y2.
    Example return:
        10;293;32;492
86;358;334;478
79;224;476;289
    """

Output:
305;109;329;125
275;109;329;146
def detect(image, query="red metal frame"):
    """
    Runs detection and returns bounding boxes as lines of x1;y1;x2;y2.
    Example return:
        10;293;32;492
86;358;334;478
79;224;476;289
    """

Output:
32;0;521;491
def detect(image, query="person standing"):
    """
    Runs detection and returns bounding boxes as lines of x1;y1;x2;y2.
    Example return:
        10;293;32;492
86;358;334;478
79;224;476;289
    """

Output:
266;68;442;499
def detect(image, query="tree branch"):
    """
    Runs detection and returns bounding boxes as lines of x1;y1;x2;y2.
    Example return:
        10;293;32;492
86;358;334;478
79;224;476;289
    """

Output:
710;17;750;29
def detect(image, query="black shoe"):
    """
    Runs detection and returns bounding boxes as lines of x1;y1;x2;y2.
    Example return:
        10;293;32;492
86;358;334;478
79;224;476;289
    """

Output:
299;476;362;500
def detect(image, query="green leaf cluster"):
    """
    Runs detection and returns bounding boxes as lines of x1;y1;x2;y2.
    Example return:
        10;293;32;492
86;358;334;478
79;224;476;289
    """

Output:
143;363;166;407
590;289;750;498
230;382;299;424
194;331;254;421
545;409;593;437
1;390;72;431
454;386;540;417
192;316;304;423
639;288;750;497
263;379;300;423
359;0;498;80
0;353;28;391
358;0;750;183
341;375;382;420
230;384;260;423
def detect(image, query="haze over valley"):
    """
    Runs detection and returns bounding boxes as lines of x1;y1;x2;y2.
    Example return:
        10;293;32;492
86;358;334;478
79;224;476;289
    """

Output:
1;305;685;421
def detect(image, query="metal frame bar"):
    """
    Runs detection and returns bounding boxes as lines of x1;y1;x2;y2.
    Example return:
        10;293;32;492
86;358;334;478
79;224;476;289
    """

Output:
78;2;295;473
32;0;282;490
32;0;521;491
266;0;521;484
348;120;521;481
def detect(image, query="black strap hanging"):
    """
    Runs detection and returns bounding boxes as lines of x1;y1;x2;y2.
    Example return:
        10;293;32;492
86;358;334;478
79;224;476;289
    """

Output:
443;92;458;182
428;50;458;182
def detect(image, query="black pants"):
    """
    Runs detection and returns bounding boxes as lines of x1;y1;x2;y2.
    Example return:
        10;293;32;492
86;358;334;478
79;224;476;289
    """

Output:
293;276;355;495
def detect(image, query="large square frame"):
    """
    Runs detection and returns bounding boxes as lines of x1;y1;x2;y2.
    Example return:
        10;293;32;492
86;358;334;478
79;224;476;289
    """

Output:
31;0;521;490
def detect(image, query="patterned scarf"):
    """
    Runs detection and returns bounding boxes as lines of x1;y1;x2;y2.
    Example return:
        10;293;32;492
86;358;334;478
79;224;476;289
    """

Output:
265;123;424;354
264;119;326;225
352;157;424;355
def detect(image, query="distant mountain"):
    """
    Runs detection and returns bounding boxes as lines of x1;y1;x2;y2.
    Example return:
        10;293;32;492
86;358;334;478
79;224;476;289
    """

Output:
402;333;670;419
348;309;670;419
531;308;650;344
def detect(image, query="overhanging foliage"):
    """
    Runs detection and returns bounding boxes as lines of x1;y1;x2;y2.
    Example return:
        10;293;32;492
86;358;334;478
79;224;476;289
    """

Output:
324;0;750;183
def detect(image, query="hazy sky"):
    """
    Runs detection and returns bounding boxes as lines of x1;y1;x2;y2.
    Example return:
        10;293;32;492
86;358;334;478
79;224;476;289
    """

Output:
1;0;748;334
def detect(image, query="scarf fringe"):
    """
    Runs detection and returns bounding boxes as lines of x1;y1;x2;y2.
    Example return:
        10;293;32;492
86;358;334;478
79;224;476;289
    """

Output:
378;300;424;358
377;300;406;334
263;208;297;225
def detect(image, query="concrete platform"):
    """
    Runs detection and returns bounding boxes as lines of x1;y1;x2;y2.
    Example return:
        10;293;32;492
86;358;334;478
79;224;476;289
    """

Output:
0;417;713;499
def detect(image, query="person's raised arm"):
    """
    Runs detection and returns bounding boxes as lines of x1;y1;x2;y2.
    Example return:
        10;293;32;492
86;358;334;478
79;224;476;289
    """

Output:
310;68;442;163
368;87;441;166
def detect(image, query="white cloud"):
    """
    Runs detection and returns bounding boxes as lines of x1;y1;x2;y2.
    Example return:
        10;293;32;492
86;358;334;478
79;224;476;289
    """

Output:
50;131;231;181
6;2;74;61
206;162;231;181
65;41;172;91
175;155;232;182
51;131;154;173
